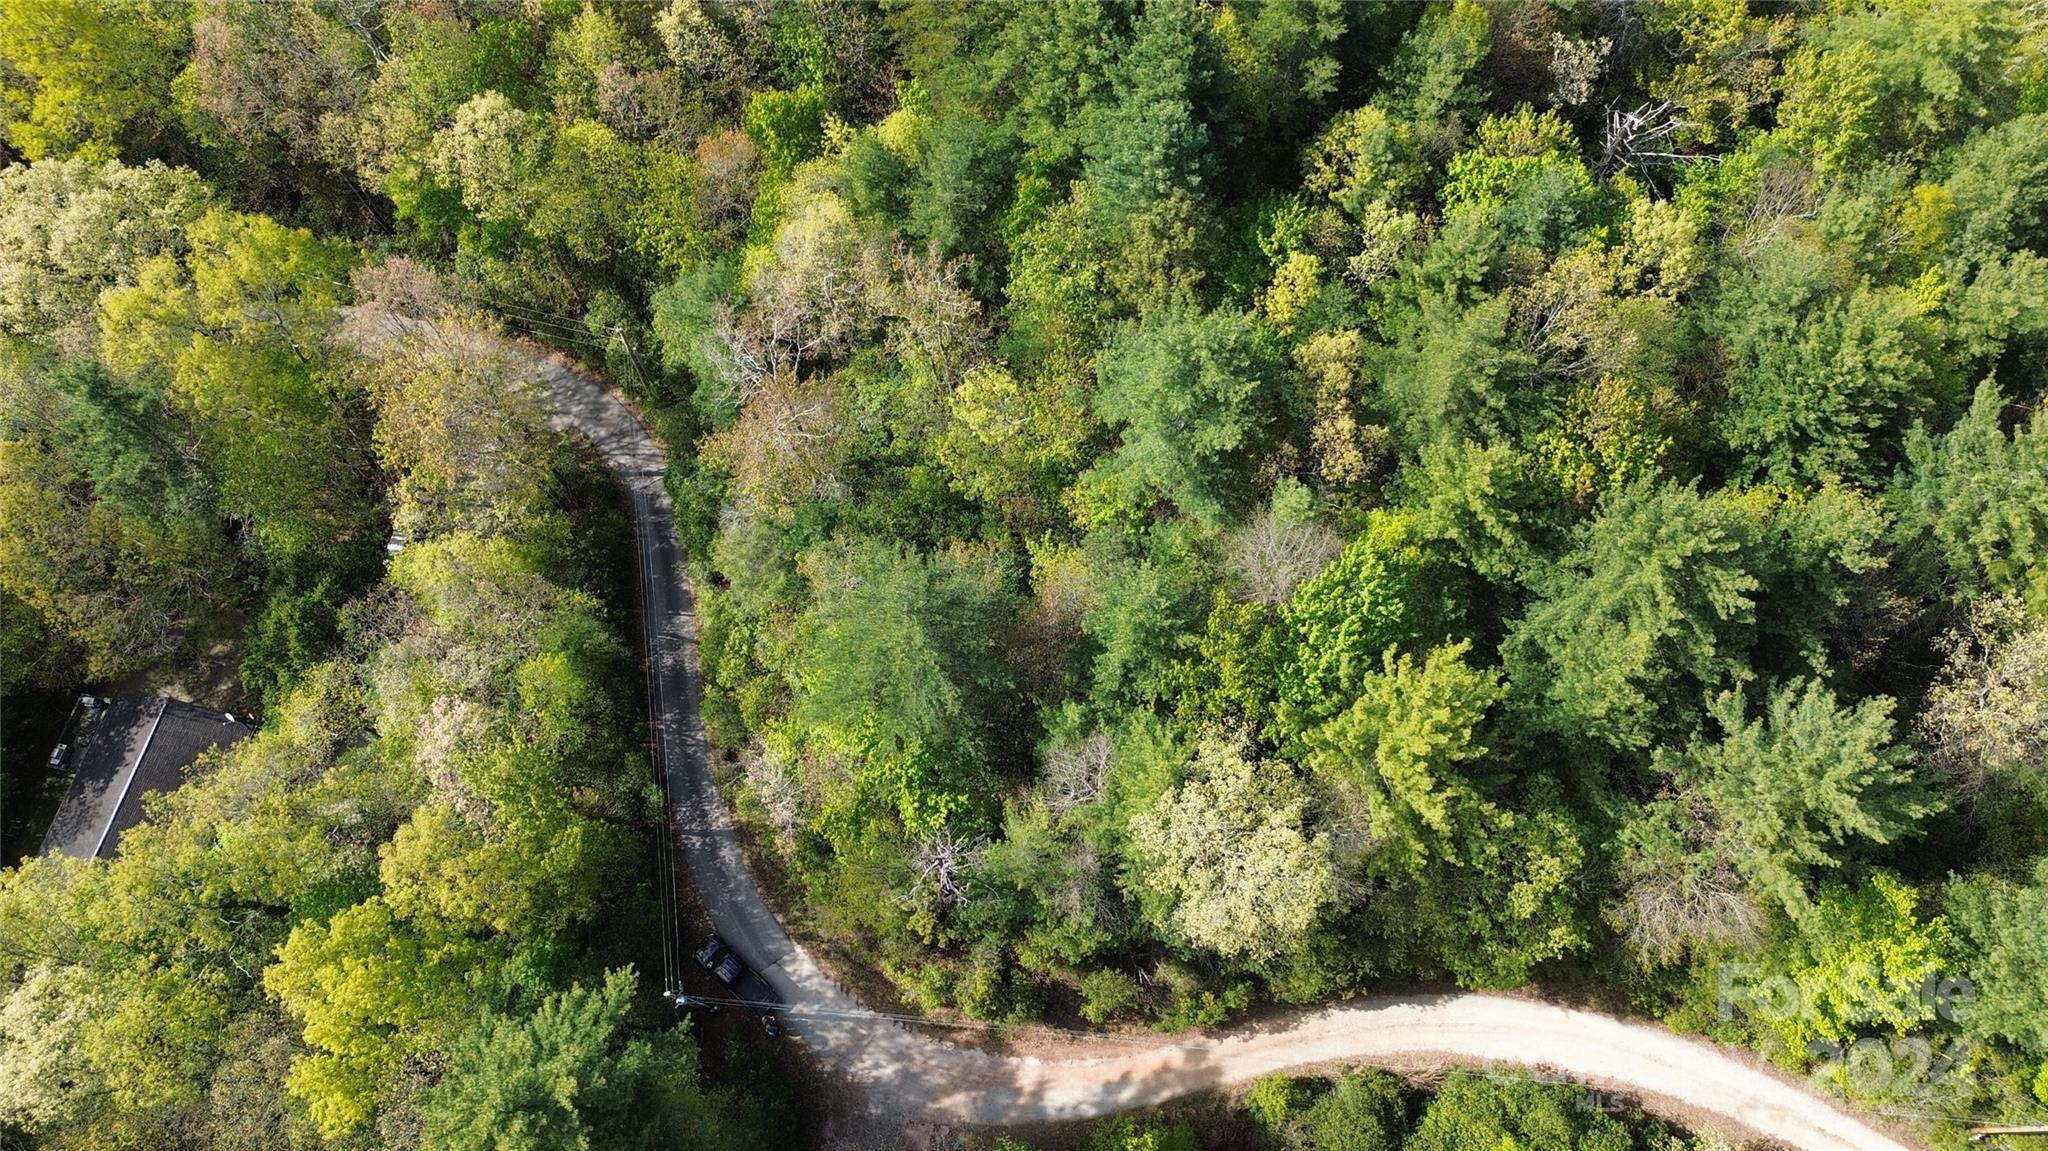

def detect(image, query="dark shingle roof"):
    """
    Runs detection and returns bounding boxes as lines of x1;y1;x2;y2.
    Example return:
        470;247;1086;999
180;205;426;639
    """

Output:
40;696;251;860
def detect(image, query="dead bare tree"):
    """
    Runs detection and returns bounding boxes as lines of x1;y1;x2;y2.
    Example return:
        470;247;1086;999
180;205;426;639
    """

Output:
1923;595;2048;800
1614;851;1765;968
878;242;986;390
1611;796;1766;967
701;367;847;513
911;830;989;911
1226;508;1343;607
742;740;808;851
1040;841;1130;936
1597;101;1692;180
1739;159;1819;256
1044;731;1114;818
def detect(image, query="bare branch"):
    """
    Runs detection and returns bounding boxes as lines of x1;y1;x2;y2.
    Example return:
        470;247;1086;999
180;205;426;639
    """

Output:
910;830;989;910
1597;101;1694;180
1044;731;1114;818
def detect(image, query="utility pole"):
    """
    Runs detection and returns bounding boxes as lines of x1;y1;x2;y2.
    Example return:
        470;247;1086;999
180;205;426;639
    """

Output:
1970;1127;2048;1143
612;325;649;391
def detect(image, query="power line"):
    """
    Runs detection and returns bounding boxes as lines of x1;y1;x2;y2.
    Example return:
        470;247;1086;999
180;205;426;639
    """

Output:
456;299;599;341
346;298;680;987
427;283;650;361
324;273;638;350
360;300;2048;1148
630;480;680;998
667;991;1227;1055
417;292;656;381
428;296;596;344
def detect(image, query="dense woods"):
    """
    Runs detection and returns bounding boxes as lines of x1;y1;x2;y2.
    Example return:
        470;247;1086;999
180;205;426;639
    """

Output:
2;1;2047;1149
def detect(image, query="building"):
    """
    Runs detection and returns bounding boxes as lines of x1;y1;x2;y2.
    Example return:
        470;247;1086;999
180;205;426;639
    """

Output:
40;696;252;860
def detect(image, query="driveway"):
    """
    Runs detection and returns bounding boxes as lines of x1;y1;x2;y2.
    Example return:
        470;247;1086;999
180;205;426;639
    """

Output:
492;326;1922;1151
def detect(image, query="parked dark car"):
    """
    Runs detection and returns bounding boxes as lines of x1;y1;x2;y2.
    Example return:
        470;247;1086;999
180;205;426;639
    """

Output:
693;934;784;1036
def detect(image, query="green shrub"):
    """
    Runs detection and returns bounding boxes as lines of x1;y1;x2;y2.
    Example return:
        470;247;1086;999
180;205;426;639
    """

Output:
1079;969;1144;1024
1285;1070;1407;1151
1410;1071;1631;1151
1086;1116;1199;1151
1244;1073;1307;1132
1156;981;1252;1032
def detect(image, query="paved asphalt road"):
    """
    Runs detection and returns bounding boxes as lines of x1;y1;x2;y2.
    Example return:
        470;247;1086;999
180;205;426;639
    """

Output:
450;319;1925;1151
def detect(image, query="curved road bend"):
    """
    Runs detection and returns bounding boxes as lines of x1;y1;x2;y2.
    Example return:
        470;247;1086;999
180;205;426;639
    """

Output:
501;332;1922;1151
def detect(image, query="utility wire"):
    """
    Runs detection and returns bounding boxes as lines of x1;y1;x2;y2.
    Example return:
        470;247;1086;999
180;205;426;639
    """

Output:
360;292;2045;1140
323;274;641;351
668;991;1231;1055
352;287;681;993
630;480;680;999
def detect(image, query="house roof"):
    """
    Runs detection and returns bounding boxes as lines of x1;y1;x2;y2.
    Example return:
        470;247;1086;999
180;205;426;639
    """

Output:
40;696;252;860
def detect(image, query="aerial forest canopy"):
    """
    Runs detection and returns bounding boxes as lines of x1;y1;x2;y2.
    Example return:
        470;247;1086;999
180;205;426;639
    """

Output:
1;1;2047;1149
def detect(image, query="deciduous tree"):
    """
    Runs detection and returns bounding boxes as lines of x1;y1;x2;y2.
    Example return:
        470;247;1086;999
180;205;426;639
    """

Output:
1410;1070;1632;1151
1923;596;2048;800
1301;641;1503;873
0;0;189;161
1127;730;1334;963
265;897;483;1138
1277;510;1427;734
0;157;212;348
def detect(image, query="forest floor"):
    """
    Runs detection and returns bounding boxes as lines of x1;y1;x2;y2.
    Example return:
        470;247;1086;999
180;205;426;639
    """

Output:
109;604;250;712
365;311;1932;1151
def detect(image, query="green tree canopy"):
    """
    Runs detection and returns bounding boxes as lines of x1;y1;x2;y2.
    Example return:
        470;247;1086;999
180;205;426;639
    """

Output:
264;897;484;1138
0;0;190;161
1080;0;1215;225
1302;641;1503;875
1891;378;2048;604
98;207;366;562
791;536;1017;837
1506;481;1759;753
0;156;212;342
419;969;754;1151
1087;304;1283;527
1705;241;1950;486
1947;860;2048;1060
1277;510;1428;736
1282;1068;1408;1151
1409;1070;1632;1151
1657;679;1936;918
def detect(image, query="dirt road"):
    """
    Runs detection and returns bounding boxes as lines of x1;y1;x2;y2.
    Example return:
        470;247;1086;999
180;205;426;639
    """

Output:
492;324;1922;1151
